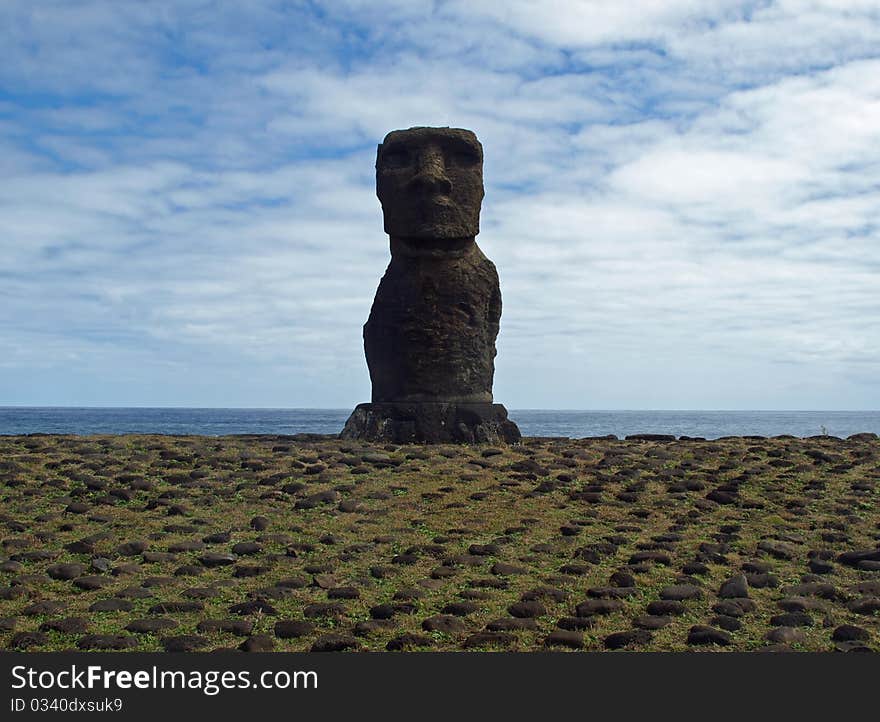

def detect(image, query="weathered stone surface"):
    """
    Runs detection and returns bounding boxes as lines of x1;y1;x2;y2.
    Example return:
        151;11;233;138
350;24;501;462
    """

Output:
341;402;519;444
342;127;520;444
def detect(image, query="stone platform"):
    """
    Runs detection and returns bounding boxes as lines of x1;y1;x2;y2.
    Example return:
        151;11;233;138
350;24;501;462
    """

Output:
340;402;521;444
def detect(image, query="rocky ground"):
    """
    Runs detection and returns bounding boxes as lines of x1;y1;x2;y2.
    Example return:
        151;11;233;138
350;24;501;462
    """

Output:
0;432;878;652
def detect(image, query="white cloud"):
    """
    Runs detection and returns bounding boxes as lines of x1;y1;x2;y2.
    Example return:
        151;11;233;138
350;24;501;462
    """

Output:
0;0;878;409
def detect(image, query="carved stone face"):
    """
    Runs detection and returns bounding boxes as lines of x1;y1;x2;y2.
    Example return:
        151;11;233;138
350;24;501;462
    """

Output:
376;127;484;240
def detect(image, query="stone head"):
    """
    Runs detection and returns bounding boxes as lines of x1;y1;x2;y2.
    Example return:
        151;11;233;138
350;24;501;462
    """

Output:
376;127;484;240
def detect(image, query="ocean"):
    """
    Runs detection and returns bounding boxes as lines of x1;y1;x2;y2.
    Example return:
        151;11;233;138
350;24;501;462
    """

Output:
0;407;877;439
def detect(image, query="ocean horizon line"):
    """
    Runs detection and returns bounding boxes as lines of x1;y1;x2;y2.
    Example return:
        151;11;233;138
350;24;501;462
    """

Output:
1;405;877;413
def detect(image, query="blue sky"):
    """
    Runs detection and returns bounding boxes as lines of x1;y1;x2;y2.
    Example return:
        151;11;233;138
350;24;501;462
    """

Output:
1;0;879;409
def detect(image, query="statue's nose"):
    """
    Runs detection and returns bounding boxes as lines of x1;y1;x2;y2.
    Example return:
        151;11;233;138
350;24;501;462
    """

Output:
408;147;453;195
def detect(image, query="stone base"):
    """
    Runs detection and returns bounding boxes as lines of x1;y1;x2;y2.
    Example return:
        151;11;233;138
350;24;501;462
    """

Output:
340;402;521;445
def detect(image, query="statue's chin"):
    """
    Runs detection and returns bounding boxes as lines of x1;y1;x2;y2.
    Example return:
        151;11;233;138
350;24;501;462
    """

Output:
386;220;479;240
390;234;476;258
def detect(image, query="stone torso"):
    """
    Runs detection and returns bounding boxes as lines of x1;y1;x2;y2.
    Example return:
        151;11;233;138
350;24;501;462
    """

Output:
364;242;500;403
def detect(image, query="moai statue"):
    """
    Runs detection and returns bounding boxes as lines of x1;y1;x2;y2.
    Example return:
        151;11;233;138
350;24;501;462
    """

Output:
341;127;521;444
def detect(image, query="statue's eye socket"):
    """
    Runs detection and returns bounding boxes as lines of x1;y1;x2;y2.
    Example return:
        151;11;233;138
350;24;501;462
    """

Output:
448;150;479;167
382;150;410;168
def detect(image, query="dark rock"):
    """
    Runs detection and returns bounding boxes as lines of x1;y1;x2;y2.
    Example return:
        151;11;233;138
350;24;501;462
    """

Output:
575;599;624;617
758;540;798;560
168;540;205;553
604;629;652;649
340;127;520;445
327;586;360;600
239;634;275;652
687;625;732;646
848;597;880;615
161;635;209;652
711;615;742;632
544;630;584;649
719;575;749;599
487;618;539;631
706;490;737;505
660;584;702;601
442;601;480;616
646;600;685;616
231;542;262;556
310;634;359;652
40;617;90;634
507;600;546;618
202;531;231;544
786;582;840;600
387;633;432;650
343;403;520;445
23;600;66;616
838;549;880;567
73;575;112;590
556;616;595;631
521;586;568;603
422;614;467;633
274;620;315;639
78;634;138;650
10;631;48;649
634;615;672;630
628;551;671;566
46;563;85;580
610;571;637;588
746;572;780;589
142;552;176;563
808;559;835;575
587;586;637;599
116;541;147;556
126;618;179;634
250;516;270;531
766;627;807;644
230;600;278;616
833;625;870;642
770;612;813;627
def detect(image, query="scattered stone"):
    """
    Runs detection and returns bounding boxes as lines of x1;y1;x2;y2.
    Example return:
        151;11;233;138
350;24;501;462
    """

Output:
310;634;359;652
766;627;806;644
660;584;702;601
544;630;584;649
387;633;433;650
422;615;467;633
719;575;749;599
575;599;624;617
507;601;546;618
604;629;652;649
161;635;209;652
274;620;315;639
46;563;85;581
687;625;732;646
10;631;49;649
240;634;275;652
200;553;237;567
40;617;90;634
832;625;870;642
77;634;138;650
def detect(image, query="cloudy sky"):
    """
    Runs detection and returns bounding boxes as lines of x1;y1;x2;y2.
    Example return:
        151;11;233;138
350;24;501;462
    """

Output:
2;0;878;410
